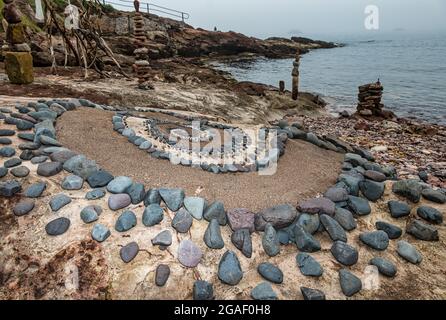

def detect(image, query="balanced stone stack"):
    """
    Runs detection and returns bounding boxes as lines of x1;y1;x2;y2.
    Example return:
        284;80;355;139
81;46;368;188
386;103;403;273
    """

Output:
356;81;383;116
132;8;152;89
291;51;300;100
1;0;34;84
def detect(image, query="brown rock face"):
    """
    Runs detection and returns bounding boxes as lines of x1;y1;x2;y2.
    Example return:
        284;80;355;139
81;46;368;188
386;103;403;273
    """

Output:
6;23;25;44
5;52;34;84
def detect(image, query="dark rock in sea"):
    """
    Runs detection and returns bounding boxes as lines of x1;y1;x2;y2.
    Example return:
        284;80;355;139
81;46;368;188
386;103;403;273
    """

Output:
37;161;63;177
172;208;193;233
80;205;102;224
387;200;411;218
203;201;227;225
86;170;114;188
106;176;133;194
204;219;225;249
91;224;111;242
300;287;326;300
251;282;278;300
324;186;349;202
4;157;22;168
143;204;164;226
339;269;362;297
193;281;214;300
347;195;371;216
184;196;206;220
296;213;320;235
45;217;71;236
406;220;439;241
115;210;137;232
417;206;443;224
25;182;46;198
294;225;321;253
86;188;106;200
296;253;323;277
0;146;16;157
375;221;402;239
359;179;385;201
359;231;389;250
0;180;21;197
421;189;446;204
11;166;30;178
320;214;347;242
159;188;185;212
144;189;161;206
397;240;422;264
155;264;170;287
177;240;202;268
392;179;423;203
298;197;335;216
231;228;252;258
262;223;280;257
255;204;297;231
330;241;358;266
364;170;387;182
227;208;255;232
13;199;35;216
218;251;243;285
126;182;145;204
370;257;397;277
49;194;72;211
257;262;283;284
108;193;131;211
120;242;139;263
151;230;172;247
334;207;357;231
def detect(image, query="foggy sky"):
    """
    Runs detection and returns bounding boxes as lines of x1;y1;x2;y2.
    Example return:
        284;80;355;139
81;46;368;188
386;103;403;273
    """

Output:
124;0;446;38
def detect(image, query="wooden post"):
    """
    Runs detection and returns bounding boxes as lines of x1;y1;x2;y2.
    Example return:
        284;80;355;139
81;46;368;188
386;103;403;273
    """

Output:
291;50;300;100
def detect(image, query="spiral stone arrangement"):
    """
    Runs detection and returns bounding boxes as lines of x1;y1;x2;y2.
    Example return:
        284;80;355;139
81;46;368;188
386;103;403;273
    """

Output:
1;98;445;300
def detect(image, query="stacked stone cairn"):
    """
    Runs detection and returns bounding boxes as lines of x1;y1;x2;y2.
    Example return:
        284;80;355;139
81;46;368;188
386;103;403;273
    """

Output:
1;0;34;84
291;50;300;100
356;81;384;116
132;2;153;90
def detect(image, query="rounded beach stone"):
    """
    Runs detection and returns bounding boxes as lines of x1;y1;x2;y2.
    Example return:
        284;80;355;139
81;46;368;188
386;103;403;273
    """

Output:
11;166;30;177
421;189;446;204
0;129;15;136
397;240;422;264
0;146;16;157
203;201;227;226
80;205;102;224
49;194;72;211
360;230;389;250
375;221;402;239
151;230;172;247
388;200;411;218
262;223;280;257
257;262;283;284
333;207;357;231
417;206;443;224
86;188;106;200
406;220;439;241
143;189;161;206
392;179;422;203
324;186;349;202
25;182;46;198
330;241;358;266
31;156;48;164
347;195;371;216
364;170;387;182
231;228;252;258
359;180;385;201
255;204;297;231
120;242;139;263
0;180;22;197
50;150;78;164
86;170;114;188
296;252;323;277
115;210;137;232
91;224;111;242
125;182;145;204
297;197;336;216
177;239;202;268
4;158;22;168
294;225;321;253
61;175;84;190
37;161;63;177
106;176;133;194
320;214;347;242
155;264;170;287
184;196;206;220
370;257;397;277
204;218;225;249
339;269;362;297
296;213;320;235
13;199;35;216
108;193;131;211
159;188;185;212
0;137;12;145
218;251;243;285
143;204;164;226
45;217;71;236
300;287;326;300
251;282;278;300
0;166;8;178
193;280;214;300
172;208;193;233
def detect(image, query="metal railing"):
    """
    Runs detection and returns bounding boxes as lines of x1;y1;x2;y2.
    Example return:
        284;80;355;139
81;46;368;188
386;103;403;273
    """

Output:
101;0;190;22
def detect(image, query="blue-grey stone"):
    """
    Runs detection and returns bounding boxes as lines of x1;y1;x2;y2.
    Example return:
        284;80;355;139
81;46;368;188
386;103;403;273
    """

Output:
277;230;289;244
417;206;443;224
388;200;411;218
406;220;439;241
0;146;16;157
392;179;423;203
18;142;40;150
347;195;371;216
91;224;111;242
142;204;164;226
359;179;385;201
45;217;71;236
296;213;320;235
337;174;362;196
151;230;172;247
39;135;61;147
125;182;145;204
143;189;161;206
0;129;15;136
49;194;72;211
50;150;78;164
13;199;35;216
300;287;326;300
122;128;135;138
203;201;227;225
37;161;63;177
63;155;99;179
324;186;349;202
320;214;347;242
218;251;243;285
4;158;22;168
334;207;357;231
262;223;280;257
159;188;185;212
25;182;46;198
296;253;323;277
339;269;362;297
86;170;114;188
80;205;102;223
120;242;139;263
370;257;397;277
18;132;35;141
16;119;34;131
257;262;283;284
421;189;446;204
251;282;278;300
360;231;389;250
172;208;193;233
184;196;206;220
139;141;152;150
115;210;137;232
11;166;29;177
0;137;12;145
19;150;34;161
61;175;84;190
31;156;48;164
0;166;7;178
397;240;422;264
294;225;321;253
231;228;252;258
29;110;57;121
106;176;133;194
86;188;106;200
204;218;224;249
376;221;402;239
330;241;358;266
193;281;214;300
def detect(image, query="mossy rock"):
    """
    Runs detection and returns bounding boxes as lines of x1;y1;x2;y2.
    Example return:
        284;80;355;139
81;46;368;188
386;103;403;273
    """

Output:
5;51;34;84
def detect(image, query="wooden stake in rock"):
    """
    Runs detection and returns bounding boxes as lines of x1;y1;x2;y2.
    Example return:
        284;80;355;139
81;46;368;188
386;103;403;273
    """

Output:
291;50;300;100
279;80;285;94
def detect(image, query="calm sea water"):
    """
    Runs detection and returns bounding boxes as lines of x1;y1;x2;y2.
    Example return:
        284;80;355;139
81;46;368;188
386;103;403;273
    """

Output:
212;33;446;125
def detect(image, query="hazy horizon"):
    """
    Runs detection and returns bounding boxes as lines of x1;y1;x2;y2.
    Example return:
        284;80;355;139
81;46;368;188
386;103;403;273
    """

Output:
121;0;446;39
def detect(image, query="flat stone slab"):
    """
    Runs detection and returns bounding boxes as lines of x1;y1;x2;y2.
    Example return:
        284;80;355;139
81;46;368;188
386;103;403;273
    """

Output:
37;161;63;177
184;196;206;220
177;240;202;268
227;208;255;232
49;194;72;211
